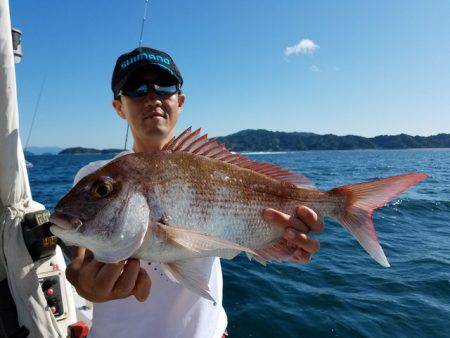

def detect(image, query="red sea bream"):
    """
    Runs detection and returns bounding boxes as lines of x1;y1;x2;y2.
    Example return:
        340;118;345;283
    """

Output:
50;127;427;301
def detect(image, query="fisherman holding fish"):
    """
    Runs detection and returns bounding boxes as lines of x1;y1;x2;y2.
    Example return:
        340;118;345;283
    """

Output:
63;47;324;338
54;47;424;337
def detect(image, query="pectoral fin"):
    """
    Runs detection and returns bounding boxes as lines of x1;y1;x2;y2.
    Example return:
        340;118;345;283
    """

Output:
162;260;215;302
156;222;257;258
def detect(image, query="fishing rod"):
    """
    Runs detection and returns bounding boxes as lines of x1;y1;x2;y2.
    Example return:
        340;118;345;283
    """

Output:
138;0;149;48
124;0;150;150
24;75;46;152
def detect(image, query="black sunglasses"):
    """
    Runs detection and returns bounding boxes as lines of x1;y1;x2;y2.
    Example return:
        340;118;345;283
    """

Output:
119;82;179;98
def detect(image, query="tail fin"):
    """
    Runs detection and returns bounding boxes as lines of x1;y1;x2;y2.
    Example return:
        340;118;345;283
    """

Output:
329;173;427;267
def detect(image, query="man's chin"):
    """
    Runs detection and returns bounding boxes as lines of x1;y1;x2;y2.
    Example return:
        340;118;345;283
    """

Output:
142;118;165;129
142;125;169;138
137;118;175;139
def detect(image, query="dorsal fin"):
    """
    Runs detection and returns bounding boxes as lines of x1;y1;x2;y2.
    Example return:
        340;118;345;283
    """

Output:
162;126;192;151
163;126;317;190
174;128;202;151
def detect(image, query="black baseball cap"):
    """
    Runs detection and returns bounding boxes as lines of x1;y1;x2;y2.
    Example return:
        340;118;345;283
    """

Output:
111;47;183;98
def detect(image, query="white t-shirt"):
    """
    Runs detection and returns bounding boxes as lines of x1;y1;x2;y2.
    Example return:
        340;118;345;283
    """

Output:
74;151;227;338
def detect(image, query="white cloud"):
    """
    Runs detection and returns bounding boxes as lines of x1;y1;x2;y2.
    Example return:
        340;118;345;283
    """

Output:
285;39;319;56
310;65;321;72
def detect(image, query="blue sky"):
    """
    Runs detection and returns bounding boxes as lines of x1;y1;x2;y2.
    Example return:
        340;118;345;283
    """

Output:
10;0;450;149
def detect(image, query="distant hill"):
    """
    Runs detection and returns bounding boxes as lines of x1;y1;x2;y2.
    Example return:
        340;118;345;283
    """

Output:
59;147;123;155
56;131;450;154
216;130;450;151
25;146;62;155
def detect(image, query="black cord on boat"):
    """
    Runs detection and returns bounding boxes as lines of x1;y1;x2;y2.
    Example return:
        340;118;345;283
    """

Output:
124;0;150;151
124;124;130;151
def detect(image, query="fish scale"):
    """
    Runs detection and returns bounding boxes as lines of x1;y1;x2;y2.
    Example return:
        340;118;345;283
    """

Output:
149;161;294;248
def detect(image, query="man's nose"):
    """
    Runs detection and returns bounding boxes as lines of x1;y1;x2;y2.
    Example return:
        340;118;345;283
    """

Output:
143;90;162;105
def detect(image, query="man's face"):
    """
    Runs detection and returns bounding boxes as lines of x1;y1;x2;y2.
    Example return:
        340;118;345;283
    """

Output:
112;69;186;146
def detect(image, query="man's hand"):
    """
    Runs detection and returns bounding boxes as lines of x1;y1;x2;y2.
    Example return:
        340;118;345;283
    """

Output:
66;249;151;303
262;206;324;263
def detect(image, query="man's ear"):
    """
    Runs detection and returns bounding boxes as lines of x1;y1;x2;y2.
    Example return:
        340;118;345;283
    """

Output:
178;92;186;108
112;98;126;120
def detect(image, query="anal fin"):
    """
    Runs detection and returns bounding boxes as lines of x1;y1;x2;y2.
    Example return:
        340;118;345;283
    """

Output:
252;238;297;263
245;252;267;266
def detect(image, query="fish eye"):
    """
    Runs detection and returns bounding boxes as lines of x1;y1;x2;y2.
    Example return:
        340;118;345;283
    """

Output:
92;177;114;198
95;183;110;197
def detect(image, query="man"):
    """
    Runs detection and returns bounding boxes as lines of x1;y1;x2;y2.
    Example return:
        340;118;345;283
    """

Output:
66;47;323;338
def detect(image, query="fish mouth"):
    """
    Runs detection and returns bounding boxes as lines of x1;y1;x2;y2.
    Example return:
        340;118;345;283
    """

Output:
49;210;83;231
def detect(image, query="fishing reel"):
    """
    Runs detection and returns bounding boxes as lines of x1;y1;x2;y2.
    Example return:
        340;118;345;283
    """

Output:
21;210;78;326
21;211;69;317
21;209;57;261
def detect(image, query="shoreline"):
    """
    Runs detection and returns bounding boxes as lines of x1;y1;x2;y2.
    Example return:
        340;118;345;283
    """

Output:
24;147;450;156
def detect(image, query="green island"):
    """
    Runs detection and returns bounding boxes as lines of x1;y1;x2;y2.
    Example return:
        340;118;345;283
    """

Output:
53;130;450;154
216;130;450;152
58;147;123;155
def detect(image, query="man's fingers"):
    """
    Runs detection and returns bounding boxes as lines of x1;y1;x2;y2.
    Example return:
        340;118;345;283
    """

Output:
112;259;141;297
81;249;95;265
133;268;151;302
64;249;151;303
262;208;309;233
78;255;104;288
94;260;128;294
80;249;104;277
295;206;324;234
65;256;83;285
284;229;320;254
291;249;311;263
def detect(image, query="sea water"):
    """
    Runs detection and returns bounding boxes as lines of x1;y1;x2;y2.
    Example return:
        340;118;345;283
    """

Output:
28;149;450;337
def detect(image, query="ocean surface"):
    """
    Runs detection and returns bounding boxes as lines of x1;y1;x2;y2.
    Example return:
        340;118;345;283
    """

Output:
27;149;450;338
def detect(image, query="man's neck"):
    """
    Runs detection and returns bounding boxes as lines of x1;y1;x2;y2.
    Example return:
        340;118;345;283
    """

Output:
132;133;174;153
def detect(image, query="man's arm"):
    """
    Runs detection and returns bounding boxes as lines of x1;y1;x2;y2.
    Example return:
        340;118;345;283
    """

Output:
66;247;151;303
263;206;323;262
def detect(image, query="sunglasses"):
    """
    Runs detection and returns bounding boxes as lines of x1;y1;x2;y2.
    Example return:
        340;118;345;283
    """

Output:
119;82;179;98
